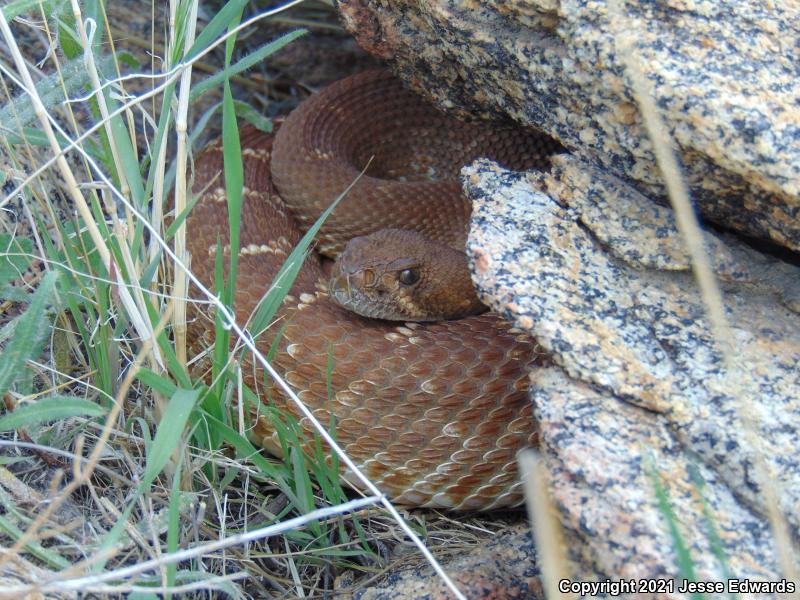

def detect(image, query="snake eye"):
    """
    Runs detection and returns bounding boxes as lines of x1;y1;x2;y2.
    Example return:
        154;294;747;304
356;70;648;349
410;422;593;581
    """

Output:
398;267;420;286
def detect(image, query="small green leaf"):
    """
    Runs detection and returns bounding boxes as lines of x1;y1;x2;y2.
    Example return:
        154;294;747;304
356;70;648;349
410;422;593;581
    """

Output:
0;271;57;397
0;235;33;289
221;9;244;305
0;396;105;431
55;14;82;60
139;388;198;490
231;100;272;132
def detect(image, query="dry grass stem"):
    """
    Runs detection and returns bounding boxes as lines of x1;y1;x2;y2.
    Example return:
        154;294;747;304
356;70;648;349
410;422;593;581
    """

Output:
70;0;131;202
172;0;199;369
520;449;572;600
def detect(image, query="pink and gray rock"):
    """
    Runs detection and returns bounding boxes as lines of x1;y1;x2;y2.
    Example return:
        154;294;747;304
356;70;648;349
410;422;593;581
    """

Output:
465;157;800;584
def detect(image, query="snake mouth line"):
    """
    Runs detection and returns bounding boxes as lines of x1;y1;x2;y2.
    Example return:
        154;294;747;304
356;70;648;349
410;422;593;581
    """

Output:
329;274;398;321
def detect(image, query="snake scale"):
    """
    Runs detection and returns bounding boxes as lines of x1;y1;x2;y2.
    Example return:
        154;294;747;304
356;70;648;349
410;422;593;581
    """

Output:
186;70;558;510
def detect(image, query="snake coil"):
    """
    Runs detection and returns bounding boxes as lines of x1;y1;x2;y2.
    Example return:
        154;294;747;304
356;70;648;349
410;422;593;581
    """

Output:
186;70;557;510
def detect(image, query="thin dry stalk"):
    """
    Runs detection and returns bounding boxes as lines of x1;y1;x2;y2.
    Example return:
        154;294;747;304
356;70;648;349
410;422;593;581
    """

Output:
70;0;131;203
172;0;199;368
606;0;798;582
520;450;572;600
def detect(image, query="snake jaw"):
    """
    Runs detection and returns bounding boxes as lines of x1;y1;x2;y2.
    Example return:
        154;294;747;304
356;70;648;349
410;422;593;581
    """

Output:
329;263;417;321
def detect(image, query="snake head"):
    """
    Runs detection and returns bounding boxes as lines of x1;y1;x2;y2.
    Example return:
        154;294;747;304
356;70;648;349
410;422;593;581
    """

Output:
328;228;487;321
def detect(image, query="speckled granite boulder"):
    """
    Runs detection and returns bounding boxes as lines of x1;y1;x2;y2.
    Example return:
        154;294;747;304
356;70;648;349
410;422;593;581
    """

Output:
337;0;800;252
464;157;800;584
352;523;543;600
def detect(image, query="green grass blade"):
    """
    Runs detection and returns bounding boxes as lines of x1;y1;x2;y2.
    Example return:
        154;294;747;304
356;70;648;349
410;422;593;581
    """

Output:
211;241;232;404
56;14;82;59
186;0;250;61
688;462;738;598
138;388;199;492
646;455;703;599
165;447;185;600
290;444;323;539
230;99;273;131
135;368;179;397
163;192;202;241
102;91;146;206
248;166;367;339
203;12;246;423
0;512;71;569
221;9;244;306
189;29;307;102
0;396;105;432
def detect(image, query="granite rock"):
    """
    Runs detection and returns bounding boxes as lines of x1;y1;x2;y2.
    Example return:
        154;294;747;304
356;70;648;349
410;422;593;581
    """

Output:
337;0;800;252
464;157;800;585
352;522;543;600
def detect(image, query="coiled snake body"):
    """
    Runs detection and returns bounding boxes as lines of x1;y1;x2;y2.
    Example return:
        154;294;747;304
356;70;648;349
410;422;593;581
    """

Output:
187;71;556;510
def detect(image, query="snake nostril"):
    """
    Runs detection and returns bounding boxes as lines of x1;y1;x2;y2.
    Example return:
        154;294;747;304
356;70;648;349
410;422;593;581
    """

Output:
360;269;375;287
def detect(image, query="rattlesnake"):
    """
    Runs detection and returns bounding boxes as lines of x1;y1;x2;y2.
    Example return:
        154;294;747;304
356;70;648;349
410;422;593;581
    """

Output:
187;70;559;510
